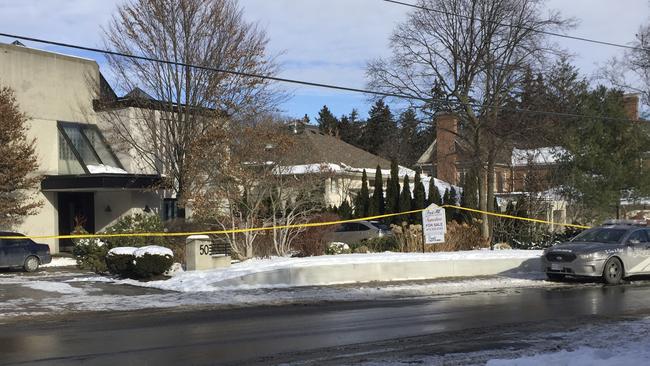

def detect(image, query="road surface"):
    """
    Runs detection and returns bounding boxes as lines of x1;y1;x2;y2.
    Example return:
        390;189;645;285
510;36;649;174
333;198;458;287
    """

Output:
2;282;650;365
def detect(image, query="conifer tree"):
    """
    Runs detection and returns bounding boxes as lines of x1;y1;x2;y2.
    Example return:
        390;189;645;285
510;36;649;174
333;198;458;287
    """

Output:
0;86;41;228
428;179;443;206
359;100;397;157
354;169;371;218
337;200;353;220
412;169;426;222
370;165;385;215
385;159;401;222
399;175;412;223
316;105;339;137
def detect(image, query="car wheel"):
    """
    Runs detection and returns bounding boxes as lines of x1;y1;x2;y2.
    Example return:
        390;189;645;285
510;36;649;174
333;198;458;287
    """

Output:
546;273;565;281
23;256;39;273
603;257;623;285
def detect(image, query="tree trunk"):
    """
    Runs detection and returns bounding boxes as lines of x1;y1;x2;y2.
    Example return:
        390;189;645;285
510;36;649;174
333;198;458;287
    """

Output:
486;151;496;248
479;164;489;240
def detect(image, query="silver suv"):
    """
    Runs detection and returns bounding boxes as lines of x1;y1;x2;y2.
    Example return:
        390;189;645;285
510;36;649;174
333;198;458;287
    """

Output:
543;221;650;284
327;220;392;245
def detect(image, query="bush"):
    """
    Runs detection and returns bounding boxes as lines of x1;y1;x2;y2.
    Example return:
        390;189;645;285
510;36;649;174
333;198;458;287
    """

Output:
326;242;351;255
361;236;400;252
106;247;137;276
292;213;340;256
104;214;169;248
72;228;109;273
391;223;423;252
438;220;489;251
132;246;174;279
353;245;370;254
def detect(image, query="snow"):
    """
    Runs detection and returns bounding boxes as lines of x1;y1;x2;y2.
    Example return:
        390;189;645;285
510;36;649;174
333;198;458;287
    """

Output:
118;250;542;292
511;146;566;166
41;257;77;267
86;164;128;174
133;245;173;258
108;247;138;256
21;281;86;295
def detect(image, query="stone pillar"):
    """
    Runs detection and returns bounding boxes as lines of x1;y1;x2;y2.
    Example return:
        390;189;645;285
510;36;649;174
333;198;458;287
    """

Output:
185;235;214;271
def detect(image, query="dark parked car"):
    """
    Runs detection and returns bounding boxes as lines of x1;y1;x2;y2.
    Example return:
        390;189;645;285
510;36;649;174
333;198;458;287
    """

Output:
0;232;52;272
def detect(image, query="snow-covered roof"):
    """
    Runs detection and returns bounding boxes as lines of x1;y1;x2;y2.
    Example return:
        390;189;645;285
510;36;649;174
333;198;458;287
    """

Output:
511;147;565;167
87;164;128;175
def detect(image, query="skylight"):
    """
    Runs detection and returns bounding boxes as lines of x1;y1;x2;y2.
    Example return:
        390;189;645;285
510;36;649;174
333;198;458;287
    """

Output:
57;122;127;175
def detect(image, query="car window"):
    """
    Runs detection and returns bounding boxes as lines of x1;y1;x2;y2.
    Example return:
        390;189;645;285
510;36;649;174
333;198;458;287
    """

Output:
3;238;29;246
571;228;628;243
336;223;355;232
628;230;649;243
353;223;370;231
370;222;390;231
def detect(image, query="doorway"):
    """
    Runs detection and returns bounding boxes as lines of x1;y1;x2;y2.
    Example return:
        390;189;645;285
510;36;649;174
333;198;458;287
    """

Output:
58;192;95;252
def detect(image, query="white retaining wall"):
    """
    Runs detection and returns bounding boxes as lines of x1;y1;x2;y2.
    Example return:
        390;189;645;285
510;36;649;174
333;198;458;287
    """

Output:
216;257;542;288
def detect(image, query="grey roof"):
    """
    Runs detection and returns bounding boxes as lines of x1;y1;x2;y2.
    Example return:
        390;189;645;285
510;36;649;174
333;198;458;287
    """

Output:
285;126;391;171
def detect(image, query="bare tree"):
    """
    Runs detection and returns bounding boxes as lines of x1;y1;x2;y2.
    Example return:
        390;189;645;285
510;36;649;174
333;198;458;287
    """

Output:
603;21;650;111
0;86;42;229
366;0;571;238
98;0;281;209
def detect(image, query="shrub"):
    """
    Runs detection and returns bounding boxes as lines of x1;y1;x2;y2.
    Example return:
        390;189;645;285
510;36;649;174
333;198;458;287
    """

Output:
391;223;423;252
72;228;109;273
361;236;400;252
104;214;169;248
106;247;137;276
292;213;340;256
326;242;351;255
353;245;370;254
438;220;489;251
132;246;174;279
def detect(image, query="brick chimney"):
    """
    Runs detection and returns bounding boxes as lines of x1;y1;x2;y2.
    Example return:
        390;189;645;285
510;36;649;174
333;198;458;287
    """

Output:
435;113;458;185
623;94;640;120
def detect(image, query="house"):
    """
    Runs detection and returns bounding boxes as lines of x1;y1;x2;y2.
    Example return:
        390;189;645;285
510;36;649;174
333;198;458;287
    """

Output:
276;124;455;208
415;95;643;226
0;42;164;252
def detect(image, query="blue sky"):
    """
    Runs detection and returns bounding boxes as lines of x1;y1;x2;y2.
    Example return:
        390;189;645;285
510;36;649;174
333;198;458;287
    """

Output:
0;0;648;121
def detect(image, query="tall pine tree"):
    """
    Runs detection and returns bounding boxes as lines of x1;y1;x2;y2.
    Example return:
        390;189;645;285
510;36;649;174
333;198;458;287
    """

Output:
360;100;397;158
399;175;412;223
385;159;401;219
354;169;371;218
428;179;442;206
370;165;385;215
412;169;426;222
316;105;339;137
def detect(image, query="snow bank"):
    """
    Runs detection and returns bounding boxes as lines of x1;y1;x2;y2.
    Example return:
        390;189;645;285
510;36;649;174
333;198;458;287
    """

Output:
133;246;173;258
123;250;542;292
108;247;138;256
41;257;77;267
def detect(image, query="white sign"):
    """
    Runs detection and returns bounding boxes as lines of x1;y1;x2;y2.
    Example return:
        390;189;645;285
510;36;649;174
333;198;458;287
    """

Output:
422;204;446;244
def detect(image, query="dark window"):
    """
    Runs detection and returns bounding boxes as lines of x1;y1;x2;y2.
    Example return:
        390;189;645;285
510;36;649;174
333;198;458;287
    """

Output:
571;228;628;244
629;230;650;243
3;238;29;246
162;199;177;221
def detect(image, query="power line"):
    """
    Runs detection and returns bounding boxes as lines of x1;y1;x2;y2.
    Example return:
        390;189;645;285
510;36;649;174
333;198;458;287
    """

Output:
0;32;642;124
381;0;649;52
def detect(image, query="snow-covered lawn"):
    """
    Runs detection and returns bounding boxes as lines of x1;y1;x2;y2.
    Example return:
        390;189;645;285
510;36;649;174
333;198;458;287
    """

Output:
41;257;77;268
114;250;542;292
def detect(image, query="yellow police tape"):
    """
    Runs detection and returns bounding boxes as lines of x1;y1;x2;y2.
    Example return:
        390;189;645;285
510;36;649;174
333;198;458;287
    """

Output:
0;204;590;240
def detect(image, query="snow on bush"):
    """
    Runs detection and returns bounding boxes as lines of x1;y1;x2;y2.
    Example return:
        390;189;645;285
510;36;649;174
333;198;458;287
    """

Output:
108;247;138;256
132;246;174;279
326;242;351;255
73;236;109;273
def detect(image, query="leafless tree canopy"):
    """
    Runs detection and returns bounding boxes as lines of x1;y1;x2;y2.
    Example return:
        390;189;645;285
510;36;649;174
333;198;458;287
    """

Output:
100;0;281;202
366;0;571;237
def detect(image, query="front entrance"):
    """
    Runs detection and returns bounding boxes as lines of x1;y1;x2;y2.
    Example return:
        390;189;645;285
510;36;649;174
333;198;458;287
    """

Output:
58;192;95;252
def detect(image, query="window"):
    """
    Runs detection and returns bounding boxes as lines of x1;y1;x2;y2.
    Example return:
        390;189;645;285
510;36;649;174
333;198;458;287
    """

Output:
162;198;178;221
58;122;125;175
629;230;650;243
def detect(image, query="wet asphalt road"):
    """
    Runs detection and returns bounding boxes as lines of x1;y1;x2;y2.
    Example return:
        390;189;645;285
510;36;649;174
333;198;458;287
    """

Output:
2;282;650;365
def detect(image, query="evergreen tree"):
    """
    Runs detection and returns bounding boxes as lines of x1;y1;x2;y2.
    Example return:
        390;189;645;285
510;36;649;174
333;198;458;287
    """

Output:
412;169;426;222
428;179;443;206
397;108;424;167
337;200;353;220
316;105;339;137
339;109;364;146
399;175;412;223
359;100;397;158
354;169;371;218
370;165;385;215
385;159;401;220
